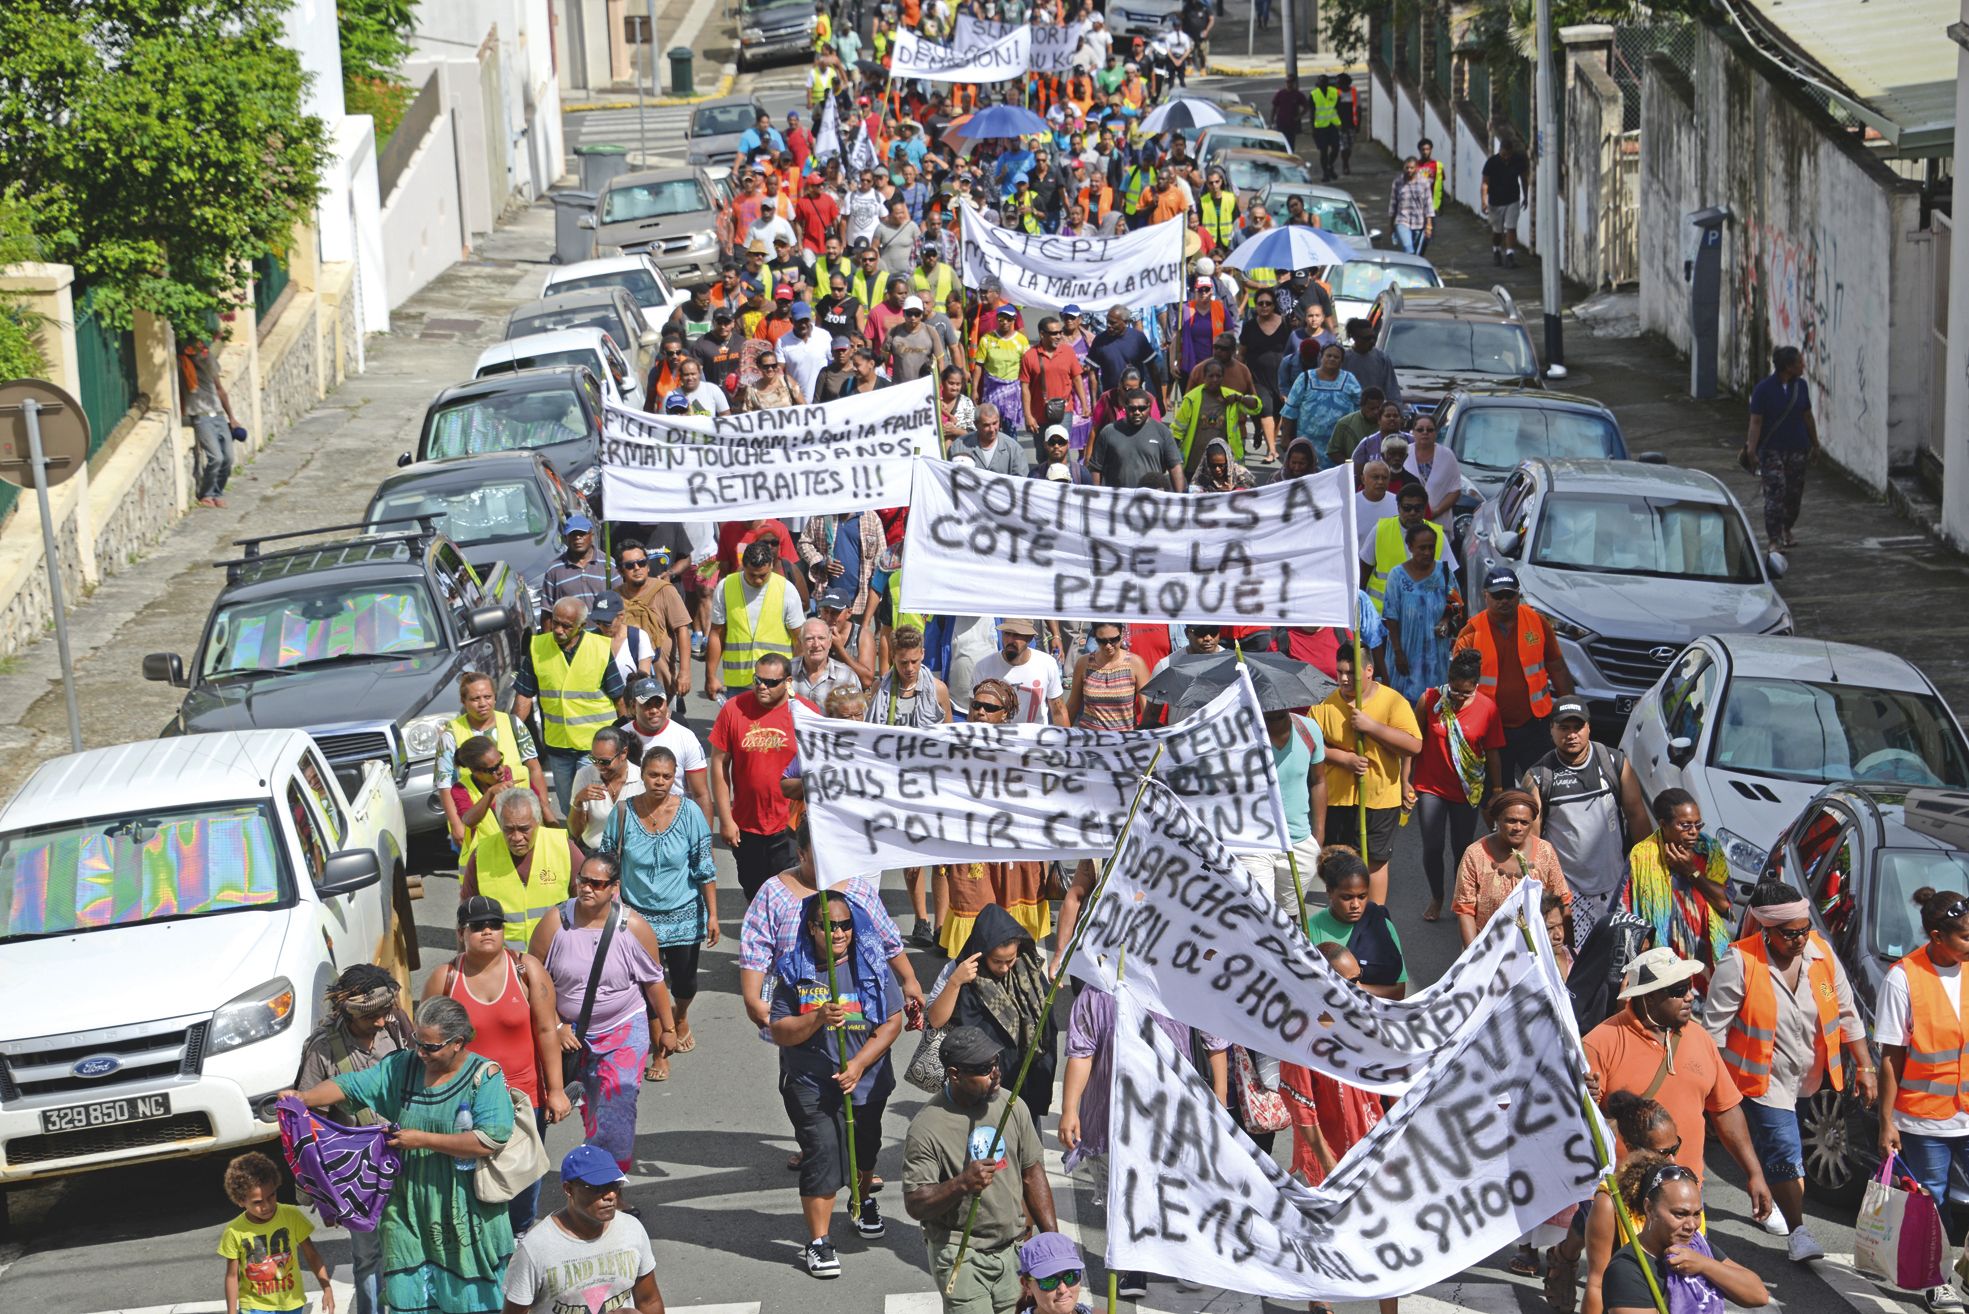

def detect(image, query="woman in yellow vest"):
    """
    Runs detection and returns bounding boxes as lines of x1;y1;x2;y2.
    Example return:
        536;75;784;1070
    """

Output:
1878;885;1969;1262
460;789;578;952
438;671;548;852
705;539;801;699
517;598;623;809
450;736;519;868
1703;880;1869;1261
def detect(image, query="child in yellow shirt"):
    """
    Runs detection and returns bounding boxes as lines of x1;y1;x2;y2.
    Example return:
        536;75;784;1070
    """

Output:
217;1152;334;1314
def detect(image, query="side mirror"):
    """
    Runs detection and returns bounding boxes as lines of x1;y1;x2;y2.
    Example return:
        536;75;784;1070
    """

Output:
1765;551;1788;580
639;330;660;348
1667;735;1697;767
1494;529;1521;558
1370;228;1384;240
1635;450;1668;464
143;652;187;687
465;605;511;638
396;452;413;467
577;214;597;230
316;849;383;897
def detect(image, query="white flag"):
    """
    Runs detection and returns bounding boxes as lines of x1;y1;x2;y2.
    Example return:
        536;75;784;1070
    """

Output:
815;94;842;162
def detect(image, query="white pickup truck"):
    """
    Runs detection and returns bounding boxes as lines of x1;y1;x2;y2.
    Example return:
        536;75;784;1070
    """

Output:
0;730;409;1193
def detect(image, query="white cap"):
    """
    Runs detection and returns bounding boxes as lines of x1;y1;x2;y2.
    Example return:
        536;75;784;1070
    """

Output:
1195;256;1215;275
1090;10;1104;20
951;453;978;467
903;294;924;311
1045;462;1072;481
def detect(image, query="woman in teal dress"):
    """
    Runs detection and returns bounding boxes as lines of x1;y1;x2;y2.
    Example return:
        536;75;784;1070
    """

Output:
288;996;515;1313
1381;520;1460;703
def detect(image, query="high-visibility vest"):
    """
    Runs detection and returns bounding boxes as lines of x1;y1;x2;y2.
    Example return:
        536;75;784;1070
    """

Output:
912;263;957;304
1121;165;1156;215
814;255;850;293
850;269;890;307
720;571;796;689
1456;606;1555;718
476;827;573;951
1311;86;1341;128
455;771;508;867
1720;933;1845;1098
813;11;832;51
1363;516;1448;603
1895;945;1969;1120
887;569;929;636
528;632;615;752
1199;191;1237;247
448;711;533;796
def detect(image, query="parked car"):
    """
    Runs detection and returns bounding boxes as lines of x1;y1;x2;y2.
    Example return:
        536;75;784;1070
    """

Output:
1372;284;1541;413
1320;250;1438;325
504;286;655;383
540;254;689;332
1216;149;1320;205
1730;784;1969;1204
142;520;531;836
1621;635;1969;889
1163;90;1265;140
405;366;607;504
1197;126;1291;171
1433;386;1638;544
365;451;592;615
735;0;815;68
1461;458;1792;734
585;167;725;291
685;94;768;166
1109;0;1184;37
0;731;410;1191
476;327;641;410
1253;182;1378;252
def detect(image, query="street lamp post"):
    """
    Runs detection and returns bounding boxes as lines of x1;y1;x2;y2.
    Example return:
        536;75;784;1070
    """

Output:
1534;0;1565;376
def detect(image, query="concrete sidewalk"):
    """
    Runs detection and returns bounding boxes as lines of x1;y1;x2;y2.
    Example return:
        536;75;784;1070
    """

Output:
1321;131;1969;710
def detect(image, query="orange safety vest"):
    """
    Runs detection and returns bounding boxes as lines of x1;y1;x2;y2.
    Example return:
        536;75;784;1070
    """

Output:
1460;608;1555;718
1720;933;1844;1098
1895;945;1969;1120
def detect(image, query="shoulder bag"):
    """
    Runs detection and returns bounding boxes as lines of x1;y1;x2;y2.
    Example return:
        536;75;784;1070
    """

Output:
561;902;623;1094
466;1058;548;1204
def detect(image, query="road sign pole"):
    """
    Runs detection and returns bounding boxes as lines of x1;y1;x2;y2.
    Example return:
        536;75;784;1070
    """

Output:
22;398;83;753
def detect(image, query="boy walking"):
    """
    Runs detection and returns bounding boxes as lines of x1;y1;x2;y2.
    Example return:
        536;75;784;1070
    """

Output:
218;1152;335;1314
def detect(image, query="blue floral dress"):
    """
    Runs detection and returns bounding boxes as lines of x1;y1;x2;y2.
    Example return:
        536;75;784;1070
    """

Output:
1383;559;1455;703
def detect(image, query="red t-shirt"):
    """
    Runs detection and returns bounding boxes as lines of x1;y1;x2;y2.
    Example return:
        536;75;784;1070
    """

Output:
1412;687;1507;800
710;692;816;834
796;192;837;252
716;519;798;573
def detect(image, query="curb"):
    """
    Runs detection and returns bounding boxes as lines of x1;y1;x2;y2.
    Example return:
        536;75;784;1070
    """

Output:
1206;59;1367;77
564;67;735;112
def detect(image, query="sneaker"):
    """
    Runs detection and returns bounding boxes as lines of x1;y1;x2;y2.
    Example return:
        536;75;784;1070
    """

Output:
804;1238;841;1278
1506;251;1520;268
910;918;936;948
1493;248;1504;266
1758;1209;1790;1237
855;1195;885;1237
1786;1225;1824;1263
1117;1272;1150;1299
1927;1286;1963;1312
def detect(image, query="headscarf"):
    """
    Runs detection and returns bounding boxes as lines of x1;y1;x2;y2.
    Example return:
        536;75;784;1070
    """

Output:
1192;437;1254;492
1272;436;1319;483
951;903;1055;1077
773;891;895;1037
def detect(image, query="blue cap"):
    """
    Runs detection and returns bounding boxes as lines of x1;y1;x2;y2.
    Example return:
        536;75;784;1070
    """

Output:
663;390;689;413
790;301;813;319
1061;303;1083;317
563;513;594;535
1011;172;1030;185
560;1144;627;1188
1018;1231;1082;1278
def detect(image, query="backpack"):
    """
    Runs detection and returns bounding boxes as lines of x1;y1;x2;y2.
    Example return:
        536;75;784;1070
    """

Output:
1567;908;1654;1035
275;1095;402;1232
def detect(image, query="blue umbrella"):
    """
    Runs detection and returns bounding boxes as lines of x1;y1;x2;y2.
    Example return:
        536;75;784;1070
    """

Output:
1221;224;1358;273
951;104;1050;139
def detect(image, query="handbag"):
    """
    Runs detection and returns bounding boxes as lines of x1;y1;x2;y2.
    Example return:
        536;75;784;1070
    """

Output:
1228;1045;1291;1134
562;901;623;1093
904;1026;947;1094
1856;1154;1947;1290
467;1060;549;1205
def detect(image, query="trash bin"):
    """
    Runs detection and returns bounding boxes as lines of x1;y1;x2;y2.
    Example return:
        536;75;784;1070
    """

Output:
573;142;630;194
668;46;695;98
551;189;597;266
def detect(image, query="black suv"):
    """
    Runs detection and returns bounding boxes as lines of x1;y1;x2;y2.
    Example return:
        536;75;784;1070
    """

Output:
144;519;532;836
405;366;607;510
1371;284;1541;415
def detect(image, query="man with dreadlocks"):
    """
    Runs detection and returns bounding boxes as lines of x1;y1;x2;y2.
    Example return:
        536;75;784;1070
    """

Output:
293;964;412;1314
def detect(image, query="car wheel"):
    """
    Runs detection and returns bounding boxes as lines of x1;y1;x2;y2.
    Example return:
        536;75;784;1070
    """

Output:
1800;1086;1872;1206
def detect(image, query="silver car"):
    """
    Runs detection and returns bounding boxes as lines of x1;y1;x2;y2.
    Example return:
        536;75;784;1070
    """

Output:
1462;458;1792;730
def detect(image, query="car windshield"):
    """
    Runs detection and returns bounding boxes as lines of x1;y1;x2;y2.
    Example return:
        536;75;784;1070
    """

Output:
478;349;600;379
1711;679;1969;788
0;803;290;942
1205;132;1281;159
693;105;757;135
1260;195;1366;236
426;389;590;460
1225;157;1315;192
370;480;549;548
1383;321;1536;376
551;268;665;306
1330;259;1437;301
1872;849;1969;960
508;307;622;339
1530;493;1762;581
601;180;709;223
201;583;442;678
1453;407;1623;470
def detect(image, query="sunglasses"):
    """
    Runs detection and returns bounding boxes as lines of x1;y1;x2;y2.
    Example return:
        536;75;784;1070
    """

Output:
1769;925;1811;942
1125;404;1150;413
1034;1269;1083;1292
620;557;649;570
970;699;1008;715
463;918;503;934
755;675;789;689
588;754;619;769
818;918;855;934
575;874;620;890
1094;633;1122;646
950;1061;999;1077
761;362;782;370
416;1039;458;1055
1656;979;1695;999
470;757;505;774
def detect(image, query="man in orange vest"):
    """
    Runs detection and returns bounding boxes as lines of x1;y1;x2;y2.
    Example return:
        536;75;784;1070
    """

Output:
1704;881;1869;1264
1879;886;1969;1299
1452;566;1574;786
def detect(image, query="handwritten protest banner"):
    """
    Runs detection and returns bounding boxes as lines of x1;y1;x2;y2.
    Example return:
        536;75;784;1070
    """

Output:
891;26;1031;82
1105;966;1603;1300
951;15;1086;71
793;674;1287;884
900;458;1358;626
1072;781;1545;1092
959;201;1186;314
599;378;931;519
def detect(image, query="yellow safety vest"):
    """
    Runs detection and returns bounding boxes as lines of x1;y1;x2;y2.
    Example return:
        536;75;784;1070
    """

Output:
529;632;616;752
1311;86;1341;129
912;263;957;305
1121;166;1156;215
1199;192;1237;246
815;254;850;292
1366;516;1450;603
455;772;507;867
447;711;533;795
475;827;574;951
850;269;889;307
720;571;796;689
887;568;929;636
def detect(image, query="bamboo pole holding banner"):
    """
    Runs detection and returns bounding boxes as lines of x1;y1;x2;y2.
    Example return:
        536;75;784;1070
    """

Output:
1352;625;1369;872
943;745;1166;1295
815;889;863;1225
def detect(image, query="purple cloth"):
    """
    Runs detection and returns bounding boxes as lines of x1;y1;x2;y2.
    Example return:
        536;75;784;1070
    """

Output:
1063;986;1225;1171
275;1095;401;1232
1667;1232;1727;1314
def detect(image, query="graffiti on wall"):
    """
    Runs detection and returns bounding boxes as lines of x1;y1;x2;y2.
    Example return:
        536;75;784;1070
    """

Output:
1733;217;1849;422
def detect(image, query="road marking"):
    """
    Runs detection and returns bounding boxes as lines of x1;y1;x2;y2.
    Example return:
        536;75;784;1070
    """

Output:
1820;1252;1934;1314
75;1287;755;1314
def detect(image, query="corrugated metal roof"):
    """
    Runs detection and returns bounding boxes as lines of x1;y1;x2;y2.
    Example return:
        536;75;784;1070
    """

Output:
1735;0;1957;152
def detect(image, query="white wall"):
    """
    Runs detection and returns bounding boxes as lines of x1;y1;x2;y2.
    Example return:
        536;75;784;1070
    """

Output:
284;0;347;123
1943;1;1969;547
380;109;467;309
415;0;566;198
407;53;498;237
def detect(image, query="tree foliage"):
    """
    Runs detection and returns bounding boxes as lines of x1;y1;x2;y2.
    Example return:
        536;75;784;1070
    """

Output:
0;0;330;338
339;0;420;85
0;184;48;380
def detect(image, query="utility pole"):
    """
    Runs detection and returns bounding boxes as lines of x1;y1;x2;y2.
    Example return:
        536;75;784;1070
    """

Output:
1534;0;1565;375
1282;0;1298;83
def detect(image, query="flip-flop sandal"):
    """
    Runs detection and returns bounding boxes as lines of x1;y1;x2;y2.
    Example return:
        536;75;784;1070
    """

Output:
1423;900;1443;923
674;1030;697;1053
645;1055;670;1082
1509;1248;1541;1278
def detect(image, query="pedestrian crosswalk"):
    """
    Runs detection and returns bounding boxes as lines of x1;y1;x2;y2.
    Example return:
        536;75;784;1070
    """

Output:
564;104;695;166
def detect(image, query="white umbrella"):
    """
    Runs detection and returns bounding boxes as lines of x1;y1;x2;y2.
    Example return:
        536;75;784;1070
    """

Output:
1139;97;1227;136
1221;224;1358;274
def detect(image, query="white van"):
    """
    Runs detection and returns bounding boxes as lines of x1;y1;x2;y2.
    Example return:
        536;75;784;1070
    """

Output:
0;731;409;1186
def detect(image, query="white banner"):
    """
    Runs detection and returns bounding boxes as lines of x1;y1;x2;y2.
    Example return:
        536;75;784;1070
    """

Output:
1105;966;1604;1300
599;378;932;519
900;458;1359;626
958;200;1186;314
951;15;1086;71
1072;780;1547;1092
794;674;1289;884
891;26;1031;82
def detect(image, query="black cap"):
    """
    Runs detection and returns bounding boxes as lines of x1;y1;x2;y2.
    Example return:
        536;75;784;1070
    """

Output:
713;306;735;321
1483;566;1521;594
458;894;506;926
589;593;623;626
1552;696;1590;724
629;676;669;705
940;1026;1002;1069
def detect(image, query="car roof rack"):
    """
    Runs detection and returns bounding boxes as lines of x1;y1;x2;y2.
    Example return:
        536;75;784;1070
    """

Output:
214;517;440;584
1382;284;1406;314
1491;284;1519;318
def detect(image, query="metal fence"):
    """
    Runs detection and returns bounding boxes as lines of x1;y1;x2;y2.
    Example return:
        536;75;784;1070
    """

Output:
1611;21;1696;132
1400;7;1422;83
1430;8;1454;104
72;282;138;459
1465;58;1490;123
253;251;291;325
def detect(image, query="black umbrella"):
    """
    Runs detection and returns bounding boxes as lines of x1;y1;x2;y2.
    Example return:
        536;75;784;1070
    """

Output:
1142;649;1336;713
